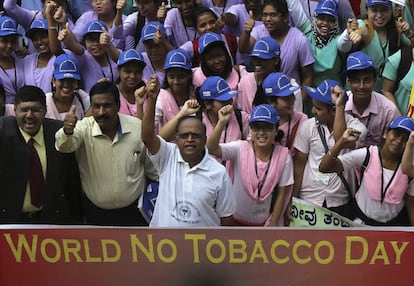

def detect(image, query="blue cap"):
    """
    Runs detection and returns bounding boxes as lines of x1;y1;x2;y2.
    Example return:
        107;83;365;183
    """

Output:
199;76;238;101
388;116;414;133
346;51;375;73
25;19;48;39
142;21;166;42
53;54;81;80
305;80;346;106
366;0;392;8
198;32;224;54
263;72;300;97
164;49;192;70
117;49;146;67
250;104;280;125
250;37;280;59
315;0;338;18
83;20;107;37
0;16;20;37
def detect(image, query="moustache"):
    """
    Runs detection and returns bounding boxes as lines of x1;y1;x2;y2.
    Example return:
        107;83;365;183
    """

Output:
95;115;109;122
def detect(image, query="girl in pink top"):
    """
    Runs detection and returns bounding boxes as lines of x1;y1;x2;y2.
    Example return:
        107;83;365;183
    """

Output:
207;104;293;226
197;76;250;180
155;49;195;133
192;32;239;91
263;72;308;153
116;49;147;117
320;116;414;226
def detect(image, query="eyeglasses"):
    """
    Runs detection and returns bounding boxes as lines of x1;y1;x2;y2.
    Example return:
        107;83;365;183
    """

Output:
17;106;44;114
262;12;283;19
176;132;203;139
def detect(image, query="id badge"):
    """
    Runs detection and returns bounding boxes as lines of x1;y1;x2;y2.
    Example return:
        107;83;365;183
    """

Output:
252;202;266;213
314;171;330;185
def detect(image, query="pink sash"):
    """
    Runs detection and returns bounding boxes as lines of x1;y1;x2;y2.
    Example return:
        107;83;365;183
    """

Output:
240;141;290;201
364;146;409;204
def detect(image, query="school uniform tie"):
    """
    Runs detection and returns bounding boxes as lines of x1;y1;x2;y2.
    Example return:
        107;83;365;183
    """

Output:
28;138;44;208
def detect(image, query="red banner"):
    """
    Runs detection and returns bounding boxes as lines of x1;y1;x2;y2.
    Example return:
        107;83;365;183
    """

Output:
1;226;413;285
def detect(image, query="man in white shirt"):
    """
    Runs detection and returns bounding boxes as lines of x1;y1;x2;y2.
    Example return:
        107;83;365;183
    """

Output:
141;75;235;227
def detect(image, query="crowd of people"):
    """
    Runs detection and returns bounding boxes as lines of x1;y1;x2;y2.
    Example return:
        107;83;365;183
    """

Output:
1;0;414;227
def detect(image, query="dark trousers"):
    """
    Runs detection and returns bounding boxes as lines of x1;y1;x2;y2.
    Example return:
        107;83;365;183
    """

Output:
82;195;148;226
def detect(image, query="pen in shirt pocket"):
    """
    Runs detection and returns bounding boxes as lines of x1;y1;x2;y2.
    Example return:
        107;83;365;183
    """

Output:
133;150;141;162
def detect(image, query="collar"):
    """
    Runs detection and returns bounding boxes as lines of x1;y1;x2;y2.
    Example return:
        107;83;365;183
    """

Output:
345;91;379;117
19;125;45;146
176;147;211;171
92;114;131;138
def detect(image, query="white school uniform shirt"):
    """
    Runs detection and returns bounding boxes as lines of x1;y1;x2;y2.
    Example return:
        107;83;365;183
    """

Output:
148;136;235;227
293;114;367;207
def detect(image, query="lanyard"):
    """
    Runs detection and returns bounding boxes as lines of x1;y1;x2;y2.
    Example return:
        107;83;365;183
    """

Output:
0;56;17;94
95;53;114;83
179;12;197;42
253;143;274;199
284;116;291;148
378;148;400;203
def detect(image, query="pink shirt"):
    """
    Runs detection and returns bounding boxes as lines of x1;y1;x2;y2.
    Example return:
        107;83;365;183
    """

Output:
155;88;196;132
279;110;308;153
345;91;399;147
118;92;137;117
192;67;240;90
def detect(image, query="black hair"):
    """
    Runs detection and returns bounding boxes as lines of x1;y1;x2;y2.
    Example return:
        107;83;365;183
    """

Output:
263;0;289;18
162;68;193;89
200;42;233;79
346;67;377;81
14;85;46;107
193;5;218;25
175;115;207;136
89;81;120;107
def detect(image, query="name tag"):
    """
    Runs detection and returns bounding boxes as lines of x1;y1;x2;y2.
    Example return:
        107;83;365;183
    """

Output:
252;202;266;213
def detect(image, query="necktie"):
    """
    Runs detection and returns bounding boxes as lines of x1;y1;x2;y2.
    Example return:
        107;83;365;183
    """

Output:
28;138;44;208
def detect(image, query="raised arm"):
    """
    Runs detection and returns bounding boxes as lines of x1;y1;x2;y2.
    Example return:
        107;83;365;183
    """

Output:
331;85;347;142
238;10;256;54
402;131;414;177
319;128;360;173
158;99;200;141
142;75;162;155
58;22;84;55
99;27;121;62
46;1;65;55
206;104;233;158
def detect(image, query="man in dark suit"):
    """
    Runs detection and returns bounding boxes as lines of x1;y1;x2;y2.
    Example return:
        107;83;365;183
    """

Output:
0;85;82;223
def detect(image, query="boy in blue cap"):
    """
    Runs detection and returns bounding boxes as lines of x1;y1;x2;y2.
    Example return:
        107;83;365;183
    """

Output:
321;116;414;226
344;51;399;148
293;79;367;219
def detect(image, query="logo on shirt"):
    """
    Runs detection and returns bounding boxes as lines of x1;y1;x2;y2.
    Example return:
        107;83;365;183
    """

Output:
171;201;201;224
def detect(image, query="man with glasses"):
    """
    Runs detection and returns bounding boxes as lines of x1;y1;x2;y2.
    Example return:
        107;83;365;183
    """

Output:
344;51;399;147
0;85;82;223
141;75;235;227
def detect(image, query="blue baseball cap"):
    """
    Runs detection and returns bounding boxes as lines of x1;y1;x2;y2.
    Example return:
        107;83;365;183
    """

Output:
198;32;224;55
142;21;166;42
199;76;238;101
0;16;20;37
250;37;280;59
366;0;392;8
315;0;338;18
83;20;107;37
263;72;300;97
250;104;280;125
117;49;146;67
346;51;375;73
25;19;48;39
53;54;81;80
388;116;414;133
164;49;192;70
305;80;346;106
